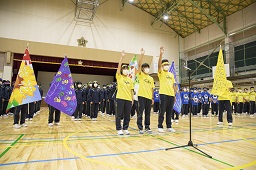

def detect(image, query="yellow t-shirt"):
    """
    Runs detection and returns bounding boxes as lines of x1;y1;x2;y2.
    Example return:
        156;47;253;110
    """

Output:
249;92;256;101
244;92;250;102
116;73;134;101
158;70;175;97
138;72;155;100
230;92;237;102
237;92;244;103
218;80;233;100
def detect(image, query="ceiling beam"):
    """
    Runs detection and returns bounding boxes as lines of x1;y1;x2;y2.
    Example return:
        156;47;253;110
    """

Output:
187;0;227;35
151;0;183;26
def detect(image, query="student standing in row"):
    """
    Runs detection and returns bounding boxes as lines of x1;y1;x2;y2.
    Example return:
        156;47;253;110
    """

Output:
181;87;189;117
153;88;160;114
115;50;134;135
249;87;256;117
137;48;155;134
157;46;176;133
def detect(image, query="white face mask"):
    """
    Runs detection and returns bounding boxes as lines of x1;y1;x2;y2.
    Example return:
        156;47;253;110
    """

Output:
163;65;169;71
122;69;129;75
94;83;98;88
144;68;150;74
239;90;242;92
77;84;82;88
89;84;92;87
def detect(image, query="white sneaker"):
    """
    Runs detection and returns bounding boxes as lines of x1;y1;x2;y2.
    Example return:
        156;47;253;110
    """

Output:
250;115;254;117
117;130;124;135
48;123;54;127
171;119;174;123
13;124;21;129
182;115;185;118
71;116;75;119
217;122;223;125
25;118;29;121
167;128;176;132
228;123;232;126
175;120;179;123
145;128;152;134
139;130;144;134
123;130;130;135
78;118;82;121
54;122;61;126
29;118;33;121
21;123;28;127
158;128;165;133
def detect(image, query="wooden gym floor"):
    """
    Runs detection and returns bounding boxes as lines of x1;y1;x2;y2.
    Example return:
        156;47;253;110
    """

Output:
0;108;255;170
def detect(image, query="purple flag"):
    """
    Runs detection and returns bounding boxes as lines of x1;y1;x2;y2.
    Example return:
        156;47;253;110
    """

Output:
45;56;77;116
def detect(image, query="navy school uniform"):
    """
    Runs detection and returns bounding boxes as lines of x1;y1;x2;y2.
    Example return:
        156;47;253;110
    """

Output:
74;88;86;119
153;90;160;113
197;92;202;113
106;86;116;116
85;87;91;117
88;87;102;119
181;91;189;115
2;84;12;115
0;84;4;116
101;88;107;113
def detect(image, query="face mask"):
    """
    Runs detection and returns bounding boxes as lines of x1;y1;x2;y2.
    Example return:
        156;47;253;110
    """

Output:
103;87;106;89
89;84;92;87
239;90;242;92
163;65;169;71
94;83;98;88
251;90;254;92
122;69;129;75
77;84;82;88
144;68;150;74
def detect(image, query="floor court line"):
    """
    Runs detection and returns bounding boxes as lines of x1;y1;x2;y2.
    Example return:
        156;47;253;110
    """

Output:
0;134;24;158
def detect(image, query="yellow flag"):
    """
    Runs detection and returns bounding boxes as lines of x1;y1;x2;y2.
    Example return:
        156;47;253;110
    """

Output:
211;47;227;96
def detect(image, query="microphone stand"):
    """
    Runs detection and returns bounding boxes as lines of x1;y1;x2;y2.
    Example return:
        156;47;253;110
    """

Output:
165;68;212;158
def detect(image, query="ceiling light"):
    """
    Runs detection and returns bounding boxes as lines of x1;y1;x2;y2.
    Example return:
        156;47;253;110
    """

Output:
163;15;169;20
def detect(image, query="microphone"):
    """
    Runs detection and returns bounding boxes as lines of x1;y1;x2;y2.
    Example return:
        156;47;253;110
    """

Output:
183;64;191;70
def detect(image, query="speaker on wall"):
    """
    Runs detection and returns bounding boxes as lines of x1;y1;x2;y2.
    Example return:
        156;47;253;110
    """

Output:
6;51;11;64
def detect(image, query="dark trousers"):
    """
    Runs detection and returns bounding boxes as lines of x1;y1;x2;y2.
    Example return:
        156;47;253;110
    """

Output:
74;103;83;119
14;104;28;125
86;101;91;116
232;102;237;113
192;105;198;115
202;104;210;115
131;100;138;117
243;102;250;113
250;101;255;115
107;100;115;115
182;104;189;115
48;105;60;123
197;103;202;113
116;99;132;130
101;100;106;113
171;109;179;120
218;100;232;123
27;102;35;119
0;99;3;116
158;95;174;128
211;103;219;115
153;102;159;113
82;102;86;115
91;103;99;118
3;100;8;115
237;102;243;114
36;100;42;112
137;97;151;130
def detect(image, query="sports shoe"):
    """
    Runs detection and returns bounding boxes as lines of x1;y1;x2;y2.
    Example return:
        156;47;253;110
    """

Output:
21;123;28;127
48;123;54;127
123;130;130;135
13;124;21;129
250;115;254;117
167;128;176;133
25;118;29;121
217;122;223;125
55;122;61;126
139;130;144;134
228;123;232;126
145;128;152;134
175;120;179;123
29;118;33;121
158;128;165;133
117;130;124;135
78;118;82;121
171;119;174;123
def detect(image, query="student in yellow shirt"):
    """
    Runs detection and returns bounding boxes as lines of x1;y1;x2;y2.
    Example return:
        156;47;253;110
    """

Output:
137;48;155;134
217;80;233;127
243;88;250;114
157;46;177;133
236;87;244;115
230;88;237;114
249;87;256;117
115;50;134;135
